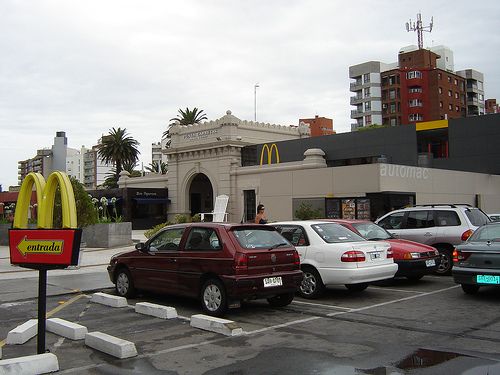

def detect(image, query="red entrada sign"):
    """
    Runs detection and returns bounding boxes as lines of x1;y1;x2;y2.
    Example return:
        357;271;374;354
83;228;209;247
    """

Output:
9;229;82;267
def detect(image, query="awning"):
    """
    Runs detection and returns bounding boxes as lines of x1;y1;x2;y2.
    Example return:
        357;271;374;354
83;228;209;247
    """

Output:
133;197;171;205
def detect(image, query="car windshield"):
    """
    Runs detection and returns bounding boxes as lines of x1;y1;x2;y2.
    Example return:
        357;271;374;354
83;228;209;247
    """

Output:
465;208;491;227
468;224;500;242
311;223;365;243
232;228;289;249
351;222;392;240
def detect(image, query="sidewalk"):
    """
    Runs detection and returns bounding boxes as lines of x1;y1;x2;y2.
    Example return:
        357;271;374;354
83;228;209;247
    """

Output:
0;230;148;301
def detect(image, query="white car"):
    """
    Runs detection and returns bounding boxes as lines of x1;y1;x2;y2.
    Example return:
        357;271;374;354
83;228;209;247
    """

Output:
272;221;398;298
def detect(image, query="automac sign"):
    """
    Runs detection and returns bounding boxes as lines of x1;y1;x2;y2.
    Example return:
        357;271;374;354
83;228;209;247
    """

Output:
380;164;429;180
183;129;218;140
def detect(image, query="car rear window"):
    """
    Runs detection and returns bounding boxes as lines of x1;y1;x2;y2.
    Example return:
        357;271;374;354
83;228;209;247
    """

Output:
469;224;500;243
465;208;491;227
311;223;365;243
232;228;288;249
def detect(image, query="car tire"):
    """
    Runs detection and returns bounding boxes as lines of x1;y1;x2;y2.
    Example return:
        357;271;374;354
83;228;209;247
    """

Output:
201;278;227;317
345;283;369;292
267;293;294;308
299;267;325;299
435;248;452;275
461;284;480;295
115;268;136;298
406;275;424;282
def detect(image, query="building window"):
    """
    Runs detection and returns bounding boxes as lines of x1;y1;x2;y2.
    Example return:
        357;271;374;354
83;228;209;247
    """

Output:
448;90;452;97
409;114;423;122
438;72;442;79
364;87;370;98
449;104;453;110
479;94;484;101
478;81;483;90
409;87;422;93
447;76;452;83
364;102;371;111
390;103;396;113
390;118;397;126
439;87;443;94
456;105;460;112
455;92;459;99
406;71;422;79
409;99;423;107
389;89;396;100
440;101;443;108
363;73;370;83
365;115;372;126
454;79;458;85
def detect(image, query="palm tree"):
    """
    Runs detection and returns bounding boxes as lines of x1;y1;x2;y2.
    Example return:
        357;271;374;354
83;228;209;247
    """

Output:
146;161;167;174
163;107;208;141
97;127;140;186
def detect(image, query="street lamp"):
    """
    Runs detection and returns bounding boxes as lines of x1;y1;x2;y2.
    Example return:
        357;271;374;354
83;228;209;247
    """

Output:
254;83;260;122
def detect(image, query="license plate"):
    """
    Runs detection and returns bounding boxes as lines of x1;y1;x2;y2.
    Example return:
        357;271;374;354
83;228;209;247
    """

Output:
425;259;436;267
370;252;381;260
476;275;500;284
263;276;283;287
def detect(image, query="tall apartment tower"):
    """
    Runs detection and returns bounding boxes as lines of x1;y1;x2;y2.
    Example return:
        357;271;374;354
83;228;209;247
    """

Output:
456;69;485;116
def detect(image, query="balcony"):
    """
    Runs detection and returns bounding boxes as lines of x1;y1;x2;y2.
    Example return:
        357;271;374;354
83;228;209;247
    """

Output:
351;110;364;118
350;81;363;91
350;96;363;105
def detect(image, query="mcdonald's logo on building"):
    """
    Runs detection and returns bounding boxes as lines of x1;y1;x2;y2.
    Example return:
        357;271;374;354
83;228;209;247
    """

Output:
259;143;280;165
9;171;81;268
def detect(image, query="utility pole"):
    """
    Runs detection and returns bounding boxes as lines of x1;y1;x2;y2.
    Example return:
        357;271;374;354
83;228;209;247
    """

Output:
254;83;259;122
406;12;433;49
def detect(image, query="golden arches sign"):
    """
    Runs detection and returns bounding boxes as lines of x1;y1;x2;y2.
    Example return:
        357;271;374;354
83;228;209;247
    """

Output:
13;171;77;229
259;143;280;165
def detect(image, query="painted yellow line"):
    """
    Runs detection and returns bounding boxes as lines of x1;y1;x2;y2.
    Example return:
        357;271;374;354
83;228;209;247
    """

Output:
0;293;88;348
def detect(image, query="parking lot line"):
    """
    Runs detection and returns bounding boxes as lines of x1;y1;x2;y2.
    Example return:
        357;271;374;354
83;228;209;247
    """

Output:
292;300;353;310
368;286;426;294
326;285;460;317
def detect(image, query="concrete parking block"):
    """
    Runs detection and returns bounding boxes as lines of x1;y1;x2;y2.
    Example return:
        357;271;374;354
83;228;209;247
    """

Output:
0;353;59;374
91;292;127;308
6;319;38;345
135;302;178;319
85;331;137;359
190;314;243;336
46;318;88;340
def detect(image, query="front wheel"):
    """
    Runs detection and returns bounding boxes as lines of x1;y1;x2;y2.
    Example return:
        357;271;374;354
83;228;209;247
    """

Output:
461;284;479;295
345;283;369;292
115;268;135;298
201;278;227;317
267;293;294;308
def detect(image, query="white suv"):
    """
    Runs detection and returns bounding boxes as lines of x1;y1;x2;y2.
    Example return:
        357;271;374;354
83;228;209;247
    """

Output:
375;205;490;274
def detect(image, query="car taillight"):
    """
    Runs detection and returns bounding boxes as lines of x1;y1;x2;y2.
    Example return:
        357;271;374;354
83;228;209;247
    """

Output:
293;250;300;266
387;248;393;259
341;250;366;262
234;252;248;274
461;229;474;241
453;249;471;263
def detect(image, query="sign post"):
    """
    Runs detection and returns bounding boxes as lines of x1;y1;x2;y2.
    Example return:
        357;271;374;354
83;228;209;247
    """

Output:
9;171;81;354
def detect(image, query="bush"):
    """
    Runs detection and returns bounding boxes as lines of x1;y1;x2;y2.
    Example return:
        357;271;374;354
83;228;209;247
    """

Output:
144;213;202;238
295;202;323;220
53;177;98;228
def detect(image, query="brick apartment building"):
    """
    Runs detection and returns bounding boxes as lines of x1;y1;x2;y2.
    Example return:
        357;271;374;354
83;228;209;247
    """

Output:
299;115;335;136
381;48;466;126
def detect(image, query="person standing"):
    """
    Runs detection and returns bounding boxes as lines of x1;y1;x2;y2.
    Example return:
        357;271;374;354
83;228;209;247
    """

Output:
255;204;268;224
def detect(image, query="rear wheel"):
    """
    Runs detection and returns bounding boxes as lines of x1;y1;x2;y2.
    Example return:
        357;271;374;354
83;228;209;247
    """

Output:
345;283;369;292
115;268;135;298
201;278;227;317
267;293;294;308
299;267;325;299
461;284;480;295
435;247;452;275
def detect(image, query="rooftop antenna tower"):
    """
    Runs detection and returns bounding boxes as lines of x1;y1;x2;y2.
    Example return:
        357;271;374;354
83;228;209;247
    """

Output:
406;12;433;49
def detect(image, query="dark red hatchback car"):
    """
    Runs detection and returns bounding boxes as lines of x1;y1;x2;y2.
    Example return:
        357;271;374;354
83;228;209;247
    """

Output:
108;223;303;316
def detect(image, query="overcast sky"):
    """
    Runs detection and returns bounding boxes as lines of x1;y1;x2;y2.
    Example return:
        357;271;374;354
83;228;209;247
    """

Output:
1;0;499;188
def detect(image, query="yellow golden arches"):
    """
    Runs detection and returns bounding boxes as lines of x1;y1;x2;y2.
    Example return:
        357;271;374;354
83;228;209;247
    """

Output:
13;171;77;229
259;143;280;165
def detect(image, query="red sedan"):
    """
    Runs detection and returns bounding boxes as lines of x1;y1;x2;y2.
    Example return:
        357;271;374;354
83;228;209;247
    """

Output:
324;219;441;281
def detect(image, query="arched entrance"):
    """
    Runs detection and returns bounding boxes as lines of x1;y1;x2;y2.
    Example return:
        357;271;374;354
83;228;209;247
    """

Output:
189;173;214;217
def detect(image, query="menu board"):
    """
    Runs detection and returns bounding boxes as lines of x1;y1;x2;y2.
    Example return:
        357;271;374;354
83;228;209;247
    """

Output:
356;199;371;220
326;199;341;219
342;199;356;219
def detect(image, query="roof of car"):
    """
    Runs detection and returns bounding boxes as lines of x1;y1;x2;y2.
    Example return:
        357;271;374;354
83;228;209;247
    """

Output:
318;219;371;225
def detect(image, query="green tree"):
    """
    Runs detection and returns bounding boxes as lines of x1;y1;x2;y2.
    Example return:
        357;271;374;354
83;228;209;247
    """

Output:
53;177;98;228
294;202;323;220
146;161;167;174
97;127;140;186
162;107;208;143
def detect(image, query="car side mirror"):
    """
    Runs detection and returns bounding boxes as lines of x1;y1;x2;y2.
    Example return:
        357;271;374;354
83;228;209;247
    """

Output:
135;242;147;252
